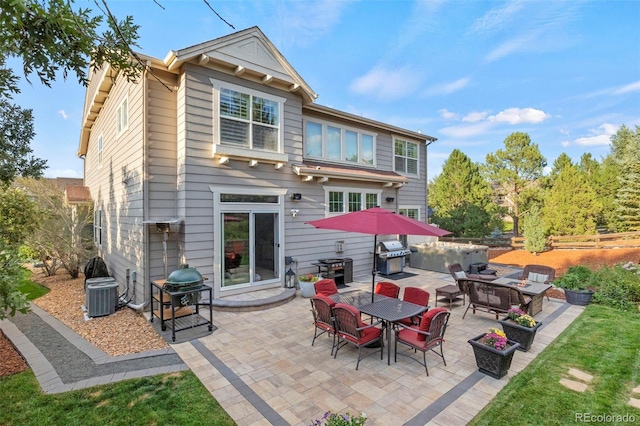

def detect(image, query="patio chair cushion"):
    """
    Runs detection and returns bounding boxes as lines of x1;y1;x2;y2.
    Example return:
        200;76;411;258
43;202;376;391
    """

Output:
454;271;467;279
528;272;549;283
312;293;336;307
338;303;367;330
314;279;339;296
375;282;400;298
417;308;448;341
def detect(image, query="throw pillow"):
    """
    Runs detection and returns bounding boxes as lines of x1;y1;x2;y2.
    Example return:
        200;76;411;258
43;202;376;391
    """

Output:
527;272;540;282
454;271;467;279
537;274;549;283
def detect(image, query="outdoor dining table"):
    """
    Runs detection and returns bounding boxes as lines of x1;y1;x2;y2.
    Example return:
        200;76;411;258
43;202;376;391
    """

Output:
330;290;429;365
493;277;552;316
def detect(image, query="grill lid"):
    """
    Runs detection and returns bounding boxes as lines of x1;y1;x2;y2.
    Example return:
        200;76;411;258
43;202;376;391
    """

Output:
377;240;405;252
165;264;203;287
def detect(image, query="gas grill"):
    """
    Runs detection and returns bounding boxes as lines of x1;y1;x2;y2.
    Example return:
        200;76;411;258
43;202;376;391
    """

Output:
376;240;412;275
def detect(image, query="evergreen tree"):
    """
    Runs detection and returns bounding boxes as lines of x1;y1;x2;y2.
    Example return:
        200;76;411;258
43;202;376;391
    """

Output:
610;125;640;231
543;153;573;189
542;165;602;235
523;205;546;254
429;149;500;237
484;132;547;236
578;153;620;230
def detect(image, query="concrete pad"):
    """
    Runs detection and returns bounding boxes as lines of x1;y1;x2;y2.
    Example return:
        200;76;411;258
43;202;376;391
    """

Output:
560;378;589;392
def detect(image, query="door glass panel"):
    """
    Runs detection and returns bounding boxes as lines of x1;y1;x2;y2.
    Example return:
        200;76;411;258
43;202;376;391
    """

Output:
254;213;278;283
222;213;249;287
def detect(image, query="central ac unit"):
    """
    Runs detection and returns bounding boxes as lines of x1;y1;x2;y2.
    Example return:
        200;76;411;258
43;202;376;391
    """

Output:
86;277;119;317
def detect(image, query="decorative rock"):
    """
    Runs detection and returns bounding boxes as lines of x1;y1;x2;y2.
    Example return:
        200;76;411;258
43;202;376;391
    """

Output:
628;397;640;409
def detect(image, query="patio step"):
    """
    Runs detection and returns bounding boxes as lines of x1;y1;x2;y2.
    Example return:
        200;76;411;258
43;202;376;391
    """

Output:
209;288;296;312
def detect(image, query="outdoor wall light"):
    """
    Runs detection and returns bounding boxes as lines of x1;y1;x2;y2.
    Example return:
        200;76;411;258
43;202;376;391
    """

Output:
291;209;299;217
385;197;395;203
290;193;302;200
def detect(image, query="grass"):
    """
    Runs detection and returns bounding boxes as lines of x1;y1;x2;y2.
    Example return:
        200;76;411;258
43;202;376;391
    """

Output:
469;305;640;425
0;370;236;426
16;267;49;300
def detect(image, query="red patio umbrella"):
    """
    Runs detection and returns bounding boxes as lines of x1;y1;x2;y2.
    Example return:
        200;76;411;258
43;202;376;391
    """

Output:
306;207;451;301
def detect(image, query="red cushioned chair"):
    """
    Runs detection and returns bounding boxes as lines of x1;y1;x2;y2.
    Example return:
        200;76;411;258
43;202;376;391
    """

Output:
394;308;450;376
374;281;400;298
310;295;337;355
332;303;384;370
314;279;339;297
396;287;431;327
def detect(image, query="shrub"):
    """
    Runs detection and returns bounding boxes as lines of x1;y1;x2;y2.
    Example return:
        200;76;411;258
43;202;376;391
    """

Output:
555;265;595;290
592;264;640;312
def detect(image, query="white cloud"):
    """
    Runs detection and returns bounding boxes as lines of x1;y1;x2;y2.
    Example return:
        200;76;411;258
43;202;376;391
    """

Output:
613;80;640;95
561;140;570;147
58;110;68;120
439;109;459;120
425;77;470;96
350;65;422;101
438;121;493;138
462;111;488;123
573;123;618;147
488;107;550;124
470;1;526;35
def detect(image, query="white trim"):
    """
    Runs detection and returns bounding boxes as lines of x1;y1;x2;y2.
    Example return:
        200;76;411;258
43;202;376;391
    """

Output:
209;185;287;298
97;134;104;169
116;95;129;138
209;78;286;154
399;205;421;221
392;135;420;177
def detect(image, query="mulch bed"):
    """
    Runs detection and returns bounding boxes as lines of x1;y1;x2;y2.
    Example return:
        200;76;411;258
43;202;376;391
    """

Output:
0;330;28;377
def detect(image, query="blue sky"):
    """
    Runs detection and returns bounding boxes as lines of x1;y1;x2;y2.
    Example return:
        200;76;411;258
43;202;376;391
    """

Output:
10;0;640;181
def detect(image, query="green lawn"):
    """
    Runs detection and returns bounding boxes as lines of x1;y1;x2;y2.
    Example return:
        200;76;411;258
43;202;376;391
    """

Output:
16;267;49;300
0;370;236;426
469;305;640;425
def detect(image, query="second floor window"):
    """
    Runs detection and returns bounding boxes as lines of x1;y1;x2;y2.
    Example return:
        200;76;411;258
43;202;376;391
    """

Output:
305;120;375;165
116;97;128;136
394;138;419;175
98;135;103;168
219;87;281;151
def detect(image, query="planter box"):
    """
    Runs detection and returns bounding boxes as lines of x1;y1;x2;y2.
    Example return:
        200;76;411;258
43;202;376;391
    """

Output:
299;281;316;298
564;288;594;306
498;317;542;352
468;334;520;379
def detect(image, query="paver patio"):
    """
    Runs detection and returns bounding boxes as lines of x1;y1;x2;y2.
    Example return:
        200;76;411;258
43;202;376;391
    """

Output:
172;267;584;425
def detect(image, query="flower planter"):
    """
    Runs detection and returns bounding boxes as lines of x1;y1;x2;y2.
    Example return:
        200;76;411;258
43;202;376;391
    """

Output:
299;281;316;298
498;317;542;352
468;334;520;379
564;288;594;306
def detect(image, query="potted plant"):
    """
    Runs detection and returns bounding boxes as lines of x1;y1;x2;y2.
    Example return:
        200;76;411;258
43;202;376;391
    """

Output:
298;273;320;298
468;328;520;379
498;308;542;352
310;411;367;426
555;266;595;306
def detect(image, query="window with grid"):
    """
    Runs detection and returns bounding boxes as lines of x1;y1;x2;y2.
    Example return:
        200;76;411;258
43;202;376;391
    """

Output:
326;188;380;214
399;208;419;220
394;138;419;175
219;87;280;151
305;120;376;165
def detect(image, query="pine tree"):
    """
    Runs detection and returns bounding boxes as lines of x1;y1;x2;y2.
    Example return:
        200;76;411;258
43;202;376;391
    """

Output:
542;165;602;235
429;149;500;237
484;132;547;236
610;125;640;231
523;205;546;254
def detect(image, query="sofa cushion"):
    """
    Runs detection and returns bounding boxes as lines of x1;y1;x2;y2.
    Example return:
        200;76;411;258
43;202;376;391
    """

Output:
454;271;467;279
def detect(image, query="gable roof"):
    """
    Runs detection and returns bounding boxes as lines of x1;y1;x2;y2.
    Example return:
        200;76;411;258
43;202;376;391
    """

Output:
163;26;317;104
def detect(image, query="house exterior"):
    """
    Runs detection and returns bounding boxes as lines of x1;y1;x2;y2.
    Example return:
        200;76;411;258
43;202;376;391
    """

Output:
78;27;436;303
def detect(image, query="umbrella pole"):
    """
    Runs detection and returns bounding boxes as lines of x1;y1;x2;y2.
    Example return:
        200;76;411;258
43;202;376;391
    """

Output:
372;235;377;303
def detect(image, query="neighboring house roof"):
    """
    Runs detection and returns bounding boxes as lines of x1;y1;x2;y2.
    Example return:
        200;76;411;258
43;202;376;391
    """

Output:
64;185;91;204
293;161;409;187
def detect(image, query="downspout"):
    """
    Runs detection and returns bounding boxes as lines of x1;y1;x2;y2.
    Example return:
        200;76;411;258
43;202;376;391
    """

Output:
425;138;436;223
129;64;150;312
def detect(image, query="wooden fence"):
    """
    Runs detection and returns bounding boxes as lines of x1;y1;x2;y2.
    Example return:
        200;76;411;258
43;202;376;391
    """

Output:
440;231;640;250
